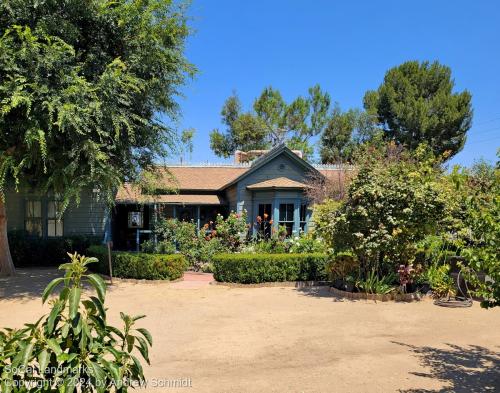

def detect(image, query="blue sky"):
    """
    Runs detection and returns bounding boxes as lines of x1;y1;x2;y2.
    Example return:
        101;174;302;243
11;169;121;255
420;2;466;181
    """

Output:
173;0;500;167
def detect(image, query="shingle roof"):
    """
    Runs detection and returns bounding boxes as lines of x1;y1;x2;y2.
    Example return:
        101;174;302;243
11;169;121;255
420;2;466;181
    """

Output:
246;177;309;190
115;183;223;205
155;166;249;191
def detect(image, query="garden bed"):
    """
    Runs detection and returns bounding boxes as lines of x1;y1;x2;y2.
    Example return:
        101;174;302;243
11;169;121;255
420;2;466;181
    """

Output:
211;280;330;288
329;286;423;302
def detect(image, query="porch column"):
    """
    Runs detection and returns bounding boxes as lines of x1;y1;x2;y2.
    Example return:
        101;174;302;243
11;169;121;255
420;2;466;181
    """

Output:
293;201;300;236
196;205;201;230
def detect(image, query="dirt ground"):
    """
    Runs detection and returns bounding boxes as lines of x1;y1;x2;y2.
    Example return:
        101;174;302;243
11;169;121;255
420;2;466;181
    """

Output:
1;269;499;393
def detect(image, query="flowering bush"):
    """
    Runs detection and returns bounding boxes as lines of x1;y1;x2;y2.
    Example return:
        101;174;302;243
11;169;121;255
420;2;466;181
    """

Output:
314;143;446;278
214;210;249;251
288;233;326;254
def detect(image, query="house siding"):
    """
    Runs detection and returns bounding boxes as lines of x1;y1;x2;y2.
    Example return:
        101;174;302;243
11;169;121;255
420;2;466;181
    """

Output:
234;154;311;234
5;188;108;238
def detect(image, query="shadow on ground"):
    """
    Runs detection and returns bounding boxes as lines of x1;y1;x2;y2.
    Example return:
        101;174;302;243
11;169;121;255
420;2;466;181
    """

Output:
394;341;500;392
294;286;360;302
0;268;64;300
0;268;114;300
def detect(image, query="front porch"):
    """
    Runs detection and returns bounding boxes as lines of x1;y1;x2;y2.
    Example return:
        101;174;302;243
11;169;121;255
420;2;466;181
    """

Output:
111;203;228;250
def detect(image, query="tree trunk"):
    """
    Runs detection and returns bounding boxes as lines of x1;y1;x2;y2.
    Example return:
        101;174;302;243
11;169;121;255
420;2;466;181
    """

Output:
0;198;15;277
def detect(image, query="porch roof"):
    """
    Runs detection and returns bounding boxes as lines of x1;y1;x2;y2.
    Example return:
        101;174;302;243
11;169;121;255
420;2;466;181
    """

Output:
246;177;309;190
115;184;223;205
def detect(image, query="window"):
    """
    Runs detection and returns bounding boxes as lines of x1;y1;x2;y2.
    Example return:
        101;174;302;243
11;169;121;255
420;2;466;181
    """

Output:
25;200;42;236
47;201;64;237
279;203;294;236
300;203;308;232
258;203;272;238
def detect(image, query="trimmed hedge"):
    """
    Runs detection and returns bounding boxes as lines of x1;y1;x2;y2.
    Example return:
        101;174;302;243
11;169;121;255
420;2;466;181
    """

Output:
86;245;187;281
8;231;102;267
213;253;328;284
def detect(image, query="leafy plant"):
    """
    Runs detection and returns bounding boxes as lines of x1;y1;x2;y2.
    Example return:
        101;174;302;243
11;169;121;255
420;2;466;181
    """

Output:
425;263;456;299
0;253;152;392
326;252;359;281
356;270;396;294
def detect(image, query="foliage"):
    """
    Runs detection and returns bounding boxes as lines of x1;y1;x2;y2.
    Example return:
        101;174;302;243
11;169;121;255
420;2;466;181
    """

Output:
447;159;500;308
210;85;331;160
425;263;456;299
397;263;422;291
213;211;248;252
0;253;152;392
363;60;472;159
8;231;101;267
356;270;396;294
326;252;359;281
313;143;446;277
288;233;327;254
0;0;193;204
87;245;187;280
320;106;380;164
212;253;328;284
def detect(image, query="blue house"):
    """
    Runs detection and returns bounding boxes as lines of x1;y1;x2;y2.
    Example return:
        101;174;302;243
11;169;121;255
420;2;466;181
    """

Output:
6;145;344;250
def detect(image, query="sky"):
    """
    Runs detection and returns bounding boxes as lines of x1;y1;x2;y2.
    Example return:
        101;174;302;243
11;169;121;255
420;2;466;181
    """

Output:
172;0;500;167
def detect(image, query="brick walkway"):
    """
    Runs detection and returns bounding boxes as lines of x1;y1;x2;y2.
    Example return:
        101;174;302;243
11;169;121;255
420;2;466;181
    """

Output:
168;271;214;289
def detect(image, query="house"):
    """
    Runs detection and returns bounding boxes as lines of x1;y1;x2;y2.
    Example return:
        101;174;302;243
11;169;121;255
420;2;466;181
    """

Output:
5;145;345;250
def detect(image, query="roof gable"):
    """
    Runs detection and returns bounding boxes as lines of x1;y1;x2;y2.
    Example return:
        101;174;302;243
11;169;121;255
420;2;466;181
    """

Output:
222;144;320;189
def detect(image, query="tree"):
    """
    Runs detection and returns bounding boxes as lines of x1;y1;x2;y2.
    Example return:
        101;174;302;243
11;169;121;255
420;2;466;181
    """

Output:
210;85;331;160
0;0;193;276
180;128;195;162
363;60;473;158
320;107;379;163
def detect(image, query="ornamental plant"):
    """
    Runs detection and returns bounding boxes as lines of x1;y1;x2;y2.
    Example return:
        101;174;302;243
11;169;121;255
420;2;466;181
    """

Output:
314;143;446;278
0;253;152;392
214;210;248;251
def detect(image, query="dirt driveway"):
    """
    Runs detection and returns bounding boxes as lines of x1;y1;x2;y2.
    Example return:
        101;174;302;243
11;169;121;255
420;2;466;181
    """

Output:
1;269;499;392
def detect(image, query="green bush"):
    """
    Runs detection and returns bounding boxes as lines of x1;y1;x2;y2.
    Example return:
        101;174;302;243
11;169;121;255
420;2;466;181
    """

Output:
8;230;102;267
213;253;328;284
87;245;187;280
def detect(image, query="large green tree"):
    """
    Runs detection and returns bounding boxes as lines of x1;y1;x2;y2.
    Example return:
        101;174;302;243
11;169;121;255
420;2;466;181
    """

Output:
320;107;379;164
0;0;193;276
363;60;473;158
210;85;331;160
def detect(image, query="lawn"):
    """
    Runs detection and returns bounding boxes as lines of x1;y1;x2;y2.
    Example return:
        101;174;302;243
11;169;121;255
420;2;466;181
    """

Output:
1;269;499;392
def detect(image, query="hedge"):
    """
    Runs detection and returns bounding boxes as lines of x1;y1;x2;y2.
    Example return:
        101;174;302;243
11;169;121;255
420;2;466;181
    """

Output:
86;245;187;281
8;231;102;267
212;253;328;284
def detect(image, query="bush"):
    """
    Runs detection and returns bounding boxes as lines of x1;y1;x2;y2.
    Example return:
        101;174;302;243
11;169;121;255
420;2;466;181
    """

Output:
87;245;187;280
327;252;359;281
213;253;328;284
314;143;446;277
8;230;102;267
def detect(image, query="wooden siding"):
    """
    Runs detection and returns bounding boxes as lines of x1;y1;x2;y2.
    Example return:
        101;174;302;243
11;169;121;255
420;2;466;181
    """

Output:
4;188;108;238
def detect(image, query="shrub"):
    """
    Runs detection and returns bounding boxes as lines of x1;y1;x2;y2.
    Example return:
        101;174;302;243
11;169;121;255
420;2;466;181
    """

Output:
0;253;152;391
8;230;102;267
288;233;327;254
327;252;359;281
425;263;456;299
213;253;328;284
214;210;248;251
87;245;187;280
314;143;446;277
